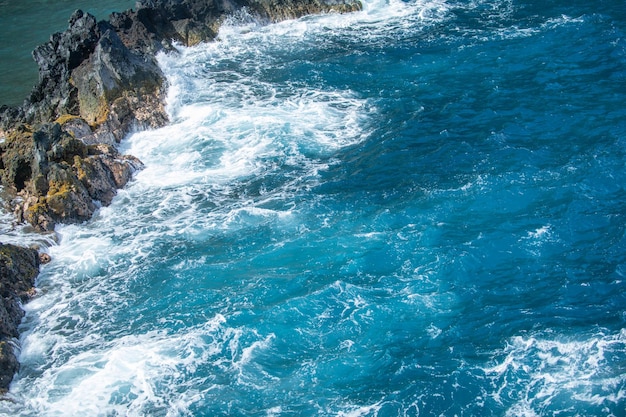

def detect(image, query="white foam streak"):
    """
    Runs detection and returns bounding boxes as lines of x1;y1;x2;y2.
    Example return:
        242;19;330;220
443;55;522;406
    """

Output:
13;314;278;416
360;0;451;25
127;58;370;191
484;330;626;413
337;401;383;417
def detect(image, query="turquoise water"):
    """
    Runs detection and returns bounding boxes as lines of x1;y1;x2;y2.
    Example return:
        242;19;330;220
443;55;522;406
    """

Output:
2;0;626;415
0;0;135;106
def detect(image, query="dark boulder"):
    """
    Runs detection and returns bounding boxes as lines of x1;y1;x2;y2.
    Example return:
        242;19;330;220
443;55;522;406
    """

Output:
0;243;39;393
27;10;102;125
0;340;19;392
70;26;167;144
1;123;143;232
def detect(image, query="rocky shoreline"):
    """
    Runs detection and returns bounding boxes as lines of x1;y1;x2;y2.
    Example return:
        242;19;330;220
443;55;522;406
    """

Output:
0;0;361;393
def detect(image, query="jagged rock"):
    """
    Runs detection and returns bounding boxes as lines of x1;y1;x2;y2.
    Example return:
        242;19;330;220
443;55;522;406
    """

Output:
27;10;102;125
0;123;143;231
0;124;36;194
0;243;39;393
247;0;362;22
33;162;96;226
0;340;19;392
75;144;144;205
55;116;92;141
39;253;52;264
71;27;166;136
48;132;88;164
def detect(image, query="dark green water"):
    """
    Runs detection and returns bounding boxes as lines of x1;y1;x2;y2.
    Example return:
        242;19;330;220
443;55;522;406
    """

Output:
0;0;135;106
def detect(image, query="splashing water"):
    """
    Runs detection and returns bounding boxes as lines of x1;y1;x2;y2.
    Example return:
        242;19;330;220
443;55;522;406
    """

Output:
2;0;626;415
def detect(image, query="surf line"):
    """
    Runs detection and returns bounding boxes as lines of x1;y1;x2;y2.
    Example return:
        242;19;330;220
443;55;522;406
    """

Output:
0;0;362;393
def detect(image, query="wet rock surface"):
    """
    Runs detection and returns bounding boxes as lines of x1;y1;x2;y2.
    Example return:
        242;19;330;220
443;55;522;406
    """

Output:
1;122;144;232
0;243;39;393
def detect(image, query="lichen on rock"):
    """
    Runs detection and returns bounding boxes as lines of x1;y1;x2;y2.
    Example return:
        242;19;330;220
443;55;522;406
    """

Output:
0;121;143;232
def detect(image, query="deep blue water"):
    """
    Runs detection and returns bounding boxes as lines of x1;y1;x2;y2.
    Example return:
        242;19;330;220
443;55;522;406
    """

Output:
1;0;626;415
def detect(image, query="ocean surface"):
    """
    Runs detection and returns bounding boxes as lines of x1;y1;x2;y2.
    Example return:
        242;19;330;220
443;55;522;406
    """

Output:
1;0;626;415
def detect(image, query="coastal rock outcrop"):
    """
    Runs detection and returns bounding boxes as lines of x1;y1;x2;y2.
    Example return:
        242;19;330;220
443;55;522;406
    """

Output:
1;0;361;232
0;8;162;233
109;0;362;52
1;122;143;232
19;9;168;138
0;243;39;393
